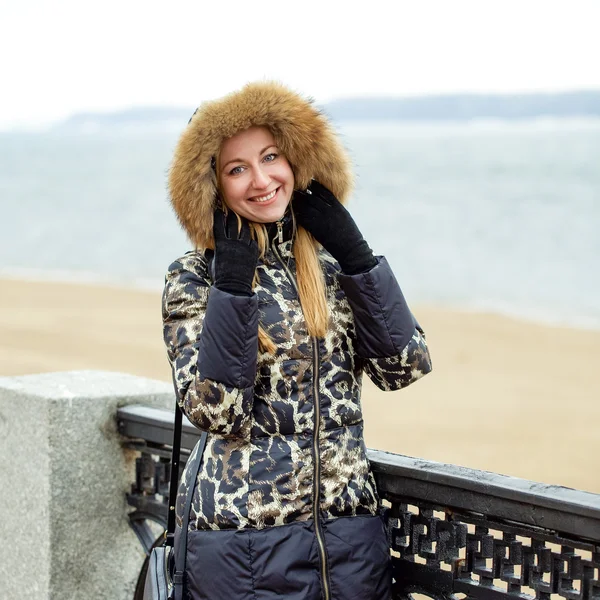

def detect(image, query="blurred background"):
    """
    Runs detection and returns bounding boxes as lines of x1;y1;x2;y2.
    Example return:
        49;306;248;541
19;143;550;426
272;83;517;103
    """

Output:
1;1;599;491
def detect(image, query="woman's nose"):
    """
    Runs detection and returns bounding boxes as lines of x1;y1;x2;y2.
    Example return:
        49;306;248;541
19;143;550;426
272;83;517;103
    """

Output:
252;167;270;189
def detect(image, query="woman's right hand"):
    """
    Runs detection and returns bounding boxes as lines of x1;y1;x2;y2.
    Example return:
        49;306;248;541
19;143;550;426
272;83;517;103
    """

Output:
212;207;259;296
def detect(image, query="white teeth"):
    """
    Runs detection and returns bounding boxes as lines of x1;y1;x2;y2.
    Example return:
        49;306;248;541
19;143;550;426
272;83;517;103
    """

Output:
251;188;277;202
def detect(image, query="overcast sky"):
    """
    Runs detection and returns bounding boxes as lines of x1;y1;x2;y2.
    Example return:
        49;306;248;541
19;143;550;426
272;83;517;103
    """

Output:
2;0;599;129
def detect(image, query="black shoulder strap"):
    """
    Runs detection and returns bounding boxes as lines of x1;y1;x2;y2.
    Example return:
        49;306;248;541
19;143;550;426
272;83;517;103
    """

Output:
165;398;182;546
167;370;208;600
173;429;207;598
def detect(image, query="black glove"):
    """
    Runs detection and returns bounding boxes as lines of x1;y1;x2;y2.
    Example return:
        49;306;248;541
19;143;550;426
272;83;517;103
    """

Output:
213;208;259;296
293;180;377;275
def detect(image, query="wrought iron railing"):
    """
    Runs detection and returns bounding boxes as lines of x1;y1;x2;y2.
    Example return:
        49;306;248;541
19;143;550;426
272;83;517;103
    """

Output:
118;405;600;600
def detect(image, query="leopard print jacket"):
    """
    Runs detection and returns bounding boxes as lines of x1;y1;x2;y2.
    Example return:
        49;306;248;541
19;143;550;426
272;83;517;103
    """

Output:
162;237;431;532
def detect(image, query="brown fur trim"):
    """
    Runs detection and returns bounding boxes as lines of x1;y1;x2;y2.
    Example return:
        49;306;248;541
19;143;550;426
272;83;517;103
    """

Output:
168;81;354;248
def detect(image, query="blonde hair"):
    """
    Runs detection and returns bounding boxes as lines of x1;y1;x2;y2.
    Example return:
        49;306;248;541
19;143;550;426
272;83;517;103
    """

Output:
251;216;328;353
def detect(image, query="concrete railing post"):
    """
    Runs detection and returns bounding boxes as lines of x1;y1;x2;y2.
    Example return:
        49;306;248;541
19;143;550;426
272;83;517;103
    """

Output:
0;370;173;600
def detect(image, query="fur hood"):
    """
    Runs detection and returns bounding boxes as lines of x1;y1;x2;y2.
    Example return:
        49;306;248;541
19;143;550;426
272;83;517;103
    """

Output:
168;81;354;248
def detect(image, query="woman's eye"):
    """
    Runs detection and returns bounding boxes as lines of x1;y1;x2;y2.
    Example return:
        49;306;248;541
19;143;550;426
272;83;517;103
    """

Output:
229;165;244;175
263;153;277;162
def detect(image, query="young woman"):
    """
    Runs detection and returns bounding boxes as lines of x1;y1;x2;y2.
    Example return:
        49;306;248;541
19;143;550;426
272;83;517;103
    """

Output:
162;82;432;600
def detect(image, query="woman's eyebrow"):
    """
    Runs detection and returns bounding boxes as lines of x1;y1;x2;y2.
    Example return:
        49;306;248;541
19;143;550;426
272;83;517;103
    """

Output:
260;145;277;154
222;146;278;170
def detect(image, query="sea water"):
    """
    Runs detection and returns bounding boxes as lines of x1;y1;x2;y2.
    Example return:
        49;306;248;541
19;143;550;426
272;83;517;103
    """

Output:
1;118;599;329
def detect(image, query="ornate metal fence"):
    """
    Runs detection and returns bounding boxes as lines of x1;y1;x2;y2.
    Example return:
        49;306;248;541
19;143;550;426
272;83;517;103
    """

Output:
118;405;600;600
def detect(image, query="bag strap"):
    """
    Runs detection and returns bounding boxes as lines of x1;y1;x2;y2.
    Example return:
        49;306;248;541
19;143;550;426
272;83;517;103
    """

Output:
173;428;207;599
165;372;208;600
166;371;208;599
165;374;184;547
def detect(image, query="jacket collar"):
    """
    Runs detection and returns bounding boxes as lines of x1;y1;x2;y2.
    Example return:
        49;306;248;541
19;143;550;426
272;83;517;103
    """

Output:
266;209;294;245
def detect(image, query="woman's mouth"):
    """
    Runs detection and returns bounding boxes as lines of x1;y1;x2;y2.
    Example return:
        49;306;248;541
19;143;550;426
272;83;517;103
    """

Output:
249;187;279;204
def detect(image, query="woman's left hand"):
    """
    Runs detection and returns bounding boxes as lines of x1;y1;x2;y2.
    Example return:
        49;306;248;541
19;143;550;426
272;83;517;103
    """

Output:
293;180;377;275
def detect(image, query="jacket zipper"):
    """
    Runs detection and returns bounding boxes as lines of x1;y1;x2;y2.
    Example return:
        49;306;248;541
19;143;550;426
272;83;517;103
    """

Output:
310;337;331;600
271;232;331;600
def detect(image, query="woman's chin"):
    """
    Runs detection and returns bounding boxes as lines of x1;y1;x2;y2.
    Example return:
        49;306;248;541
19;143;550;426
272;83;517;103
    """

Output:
247;200;290;224
255;212;286;224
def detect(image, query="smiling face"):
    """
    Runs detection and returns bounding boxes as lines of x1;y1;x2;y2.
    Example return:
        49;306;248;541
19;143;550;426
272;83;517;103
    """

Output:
218;126;294;224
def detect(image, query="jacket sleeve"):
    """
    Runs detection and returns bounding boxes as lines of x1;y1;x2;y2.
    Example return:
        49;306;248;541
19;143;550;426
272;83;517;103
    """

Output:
162;253;259;435
338;256;432;391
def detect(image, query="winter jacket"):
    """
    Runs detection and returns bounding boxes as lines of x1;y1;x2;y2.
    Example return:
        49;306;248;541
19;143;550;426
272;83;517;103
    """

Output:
163;82;433;600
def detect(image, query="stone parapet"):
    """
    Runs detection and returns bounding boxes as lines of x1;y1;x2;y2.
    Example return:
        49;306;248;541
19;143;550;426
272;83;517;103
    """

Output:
0;370;172;600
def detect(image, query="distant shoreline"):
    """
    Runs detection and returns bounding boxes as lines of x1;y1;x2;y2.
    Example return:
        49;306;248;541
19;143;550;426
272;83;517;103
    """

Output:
326;90;600;121
3;115;600;136
33;89;600;134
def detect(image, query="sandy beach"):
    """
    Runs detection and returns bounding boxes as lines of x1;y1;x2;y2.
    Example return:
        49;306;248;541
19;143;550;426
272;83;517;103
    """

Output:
1;276;599;494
